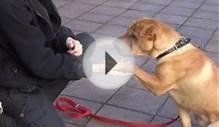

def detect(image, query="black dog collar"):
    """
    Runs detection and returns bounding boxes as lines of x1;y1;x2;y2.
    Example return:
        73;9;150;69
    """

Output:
156;37;191;60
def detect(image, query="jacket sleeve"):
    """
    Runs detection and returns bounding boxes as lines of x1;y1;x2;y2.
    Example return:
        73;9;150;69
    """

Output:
50;26;76;53
0;1;85;80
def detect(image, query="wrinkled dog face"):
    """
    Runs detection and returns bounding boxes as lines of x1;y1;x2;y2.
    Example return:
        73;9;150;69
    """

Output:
119;18;160;56
120;18;179;57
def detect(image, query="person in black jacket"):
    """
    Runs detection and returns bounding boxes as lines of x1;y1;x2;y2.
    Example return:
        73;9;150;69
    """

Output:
0;0;94;126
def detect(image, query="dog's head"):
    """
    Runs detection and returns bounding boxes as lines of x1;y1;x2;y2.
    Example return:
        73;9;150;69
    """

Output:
119;18;180;58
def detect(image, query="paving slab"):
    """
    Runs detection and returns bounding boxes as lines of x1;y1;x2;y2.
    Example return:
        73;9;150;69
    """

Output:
184;17;218;30
108;87;168;115
130;3;165;13
78;13;115;24
91;33;113;40
205;0;219;4
73;0;107;5
189;36;209;48
120;10;155;19
206;52;219;64
157;98;178;118
65;123;79;127
169;0;203;9
61;79;117;103
193;9;219;21
151;116;183;127
90;6;126;16
205;39;219;53
62;17;73;25
200;2;219;11
103;0;136;8
66;19;103;33
212;30;219;40
138;0;174;5
58;2;96;18
86;105;153;127
141;59;156;73
95;24;127;37
53;0;72;8
161;6;195;17
108;16;136;27
178;26;214;39
175;0;205;3
126;77;146;90
152;115;198;127
127;56;153;90
154;13;188;25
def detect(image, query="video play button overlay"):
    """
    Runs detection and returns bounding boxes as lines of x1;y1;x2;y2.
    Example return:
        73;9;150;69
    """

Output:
83;37;135;90
105;52;117;75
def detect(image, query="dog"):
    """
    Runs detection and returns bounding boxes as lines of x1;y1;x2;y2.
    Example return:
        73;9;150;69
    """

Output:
119;18;219;127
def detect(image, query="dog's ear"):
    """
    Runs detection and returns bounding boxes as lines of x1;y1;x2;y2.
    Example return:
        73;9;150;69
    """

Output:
140;25;157;42
139;24;157;51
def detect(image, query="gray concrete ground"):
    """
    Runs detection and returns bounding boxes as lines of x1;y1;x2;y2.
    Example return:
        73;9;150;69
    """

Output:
53;0;219;126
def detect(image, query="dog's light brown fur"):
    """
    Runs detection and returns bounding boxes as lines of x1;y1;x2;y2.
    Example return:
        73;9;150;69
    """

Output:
120;18;219;127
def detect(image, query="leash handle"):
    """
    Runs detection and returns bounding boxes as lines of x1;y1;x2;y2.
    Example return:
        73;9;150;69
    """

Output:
55;97;92;119
55;97;179;127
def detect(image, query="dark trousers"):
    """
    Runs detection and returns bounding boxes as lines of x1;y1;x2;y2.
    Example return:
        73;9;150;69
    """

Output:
0;79;68;127
0;33;94;127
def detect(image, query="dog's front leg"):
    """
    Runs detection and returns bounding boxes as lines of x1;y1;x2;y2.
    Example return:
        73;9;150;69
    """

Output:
179;107;192;127
134;66;174;96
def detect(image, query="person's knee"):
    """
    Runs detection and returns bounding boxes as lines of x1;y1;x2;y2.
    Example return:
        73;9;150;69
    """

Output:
0;114;17;127
2;90;65;127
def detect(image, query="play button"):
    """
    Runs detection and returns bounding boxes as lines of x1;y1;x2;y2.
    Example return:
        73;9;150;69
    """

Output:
105;52;117;75
83;37;135;89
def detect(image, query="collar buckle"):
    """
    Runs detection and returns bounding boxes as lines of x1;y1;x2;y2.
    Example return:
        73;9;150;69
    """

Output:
156;37;191;60
174;45;178;50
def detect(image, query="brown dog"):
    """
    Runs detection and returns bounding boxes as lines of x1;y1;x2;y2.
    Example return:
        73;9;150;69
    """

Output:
120;18;219;127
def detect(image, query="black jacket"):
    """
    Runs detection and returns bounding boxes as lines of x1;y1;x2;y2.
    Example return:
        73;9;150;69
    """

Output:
0;0;85;89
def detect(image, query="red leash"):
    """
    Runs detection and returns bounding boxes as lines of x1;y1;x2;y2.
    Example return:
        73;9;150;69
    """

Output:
55;97;179;127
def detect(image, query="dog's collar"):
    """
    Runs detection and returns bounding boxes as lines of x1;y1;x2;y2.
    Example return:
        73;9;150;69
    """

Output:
156;37;191;60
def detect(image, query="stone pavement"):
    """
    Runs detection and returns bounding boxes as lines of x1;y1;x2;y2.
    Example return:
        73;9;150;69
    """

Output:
53;0;219;126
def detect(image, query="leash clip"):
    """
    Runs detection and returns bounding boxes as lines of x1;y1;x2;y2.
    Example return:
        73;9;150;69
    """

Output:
0;102;3;114
75;104;81;109
174;45;178;50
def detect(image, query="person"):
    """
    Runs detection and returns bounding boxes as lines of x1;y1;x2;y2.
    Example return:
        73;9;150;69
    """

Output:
0;0;95;126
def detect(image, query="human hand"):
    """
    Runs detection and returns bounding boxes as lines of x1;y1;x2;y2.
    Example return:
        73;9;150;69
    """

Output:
66;37;83;56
